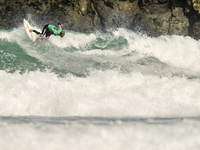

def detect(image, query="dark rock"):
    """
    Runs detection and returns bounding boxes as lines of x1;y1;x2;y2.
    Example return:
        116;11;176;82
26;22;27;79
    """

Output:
0;0;200;39
193;22;200;39
134;3;171;36
169;7;189;36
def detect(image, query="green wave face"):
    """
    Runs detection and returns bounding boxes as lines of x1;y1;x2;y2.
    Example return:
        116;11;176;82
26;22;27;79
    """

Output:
0;28;130;76
1;27;200;78
1;28;200;117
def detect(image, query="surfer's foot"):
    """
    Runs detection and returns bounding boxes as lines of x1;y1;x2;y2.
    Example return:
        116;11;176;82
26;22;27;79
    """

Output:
29;29;33;32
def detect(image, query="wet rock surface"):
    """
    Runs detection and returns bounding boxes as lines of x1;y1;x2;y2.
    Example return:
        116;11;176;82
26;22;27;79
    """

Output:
0;0;200;39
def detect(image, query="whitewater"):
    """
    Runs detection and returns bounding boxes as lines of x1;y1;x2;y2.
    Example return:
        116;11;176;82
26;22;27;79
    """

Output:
1;26;200;149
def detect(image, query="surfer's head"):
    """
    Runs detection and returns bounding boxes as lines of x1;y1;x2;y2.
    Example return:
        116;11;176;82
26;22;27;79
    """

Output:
60;31;65;38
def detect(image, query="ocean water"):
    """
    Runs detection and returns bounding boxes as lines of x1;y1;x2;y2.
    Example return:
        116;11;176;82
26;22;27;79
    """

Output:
1;26;200;149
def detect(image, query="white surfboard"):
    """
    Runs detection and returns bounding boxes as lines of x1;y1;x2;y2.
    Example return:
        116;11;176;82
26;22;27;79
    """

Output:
23;19;40;42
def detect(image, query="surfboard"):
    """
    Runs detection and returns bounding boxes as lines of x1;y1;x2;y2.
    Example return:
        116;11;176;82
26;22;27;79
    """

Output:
23;19;40;42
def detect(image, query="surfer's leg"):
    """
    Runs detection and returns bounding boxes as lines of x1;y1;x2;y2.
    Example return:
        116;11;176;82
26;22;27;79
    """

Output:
42;24;49;35
29;29;41;35
33;30;41;35
45;31;52;38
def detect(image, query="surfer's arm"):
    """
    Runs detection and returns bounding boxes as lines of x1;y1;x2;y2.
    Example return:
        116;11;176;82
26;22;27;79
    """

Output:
52;24;63;35
45;32;52;41
46;36;50;41
52;23;63;35
61;24;64;28
58;22;64;28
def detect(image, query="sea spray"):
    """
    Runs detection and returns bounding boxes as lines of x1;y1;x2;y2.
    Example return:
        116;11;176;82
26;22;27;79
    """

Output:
1;27;200;150
0;69;200;117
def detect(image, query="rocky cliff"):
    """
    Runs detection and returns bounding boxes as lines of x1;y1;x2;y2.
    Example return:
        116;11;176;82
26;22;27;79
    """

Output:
0;0;200;39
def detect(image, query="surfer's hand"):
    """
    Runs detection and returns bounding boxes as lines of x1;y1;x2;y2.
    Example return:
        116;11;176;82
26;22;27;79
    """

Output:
61;24;64;28
46;36;49;41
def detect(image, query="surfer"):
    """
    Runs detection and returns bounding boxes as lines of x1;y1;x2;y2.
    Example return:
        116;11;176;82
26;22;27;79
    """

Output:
29;23;65;41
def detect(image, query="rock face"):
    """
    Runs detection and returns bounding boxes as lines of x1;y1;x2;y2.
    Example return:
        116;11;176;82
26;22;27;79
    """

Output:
0;0;200;39
134;0;199;38
0;0;140;33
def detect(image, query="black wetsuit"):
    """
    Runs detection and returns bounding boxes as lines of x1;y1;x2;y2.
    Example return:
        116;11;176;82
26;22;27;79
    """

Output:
33;24;52;37
33;23;62;38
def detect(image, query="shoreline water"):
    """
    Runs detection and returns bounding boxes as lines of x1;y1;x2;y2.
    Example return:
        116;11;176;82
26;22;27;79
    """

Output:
1;116;200;150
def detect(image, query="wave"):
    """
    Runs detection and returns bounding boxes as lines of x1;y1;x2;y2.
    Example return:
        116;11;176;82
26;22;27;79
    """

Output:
1;27;200;117
0;69;200;117
1;28;200;75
